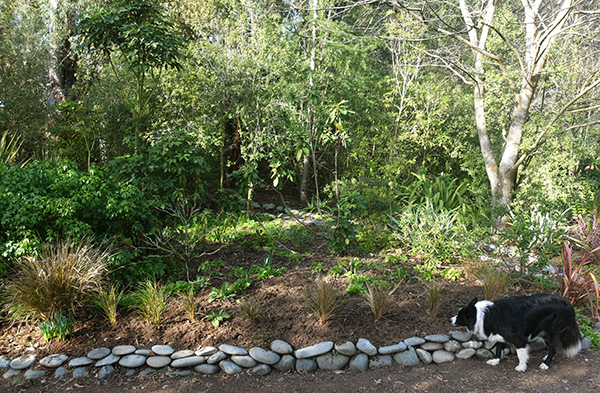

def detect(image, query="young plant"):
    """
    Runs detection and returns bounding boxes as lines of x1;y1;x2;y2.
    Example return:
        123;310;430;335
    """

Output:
178;286;197;321
39;311;74;342
308;278;342;324
557;242;599;319
208;282;237;302
3;238;110;320
134;279;168;325
364;284;397;320
239;297;262;321
474;265;512;301
203;310;231;327
426;282;444;317
95;283;124;327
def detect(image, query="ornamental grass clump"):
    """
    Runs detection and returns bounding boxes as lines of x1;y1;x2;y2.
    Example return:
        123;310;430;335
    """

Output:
134;279;168;325
178;286;197;321
474;264;512;301
3;238;110;321
365;284;397;320
95;283;124;327
426;282;444;317
308;277;342;324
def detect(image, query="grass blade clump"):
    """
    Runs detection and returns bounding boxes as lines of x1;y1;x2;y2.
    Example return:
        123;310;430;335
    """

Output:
426;282;444;317
308;277;342;324
134;280;168;325
365;284;397;320
95;284;124;327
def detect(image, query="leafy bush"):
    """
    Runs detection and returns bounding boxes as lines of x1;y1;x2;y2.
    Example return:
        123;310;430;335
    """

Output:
3;238;110;321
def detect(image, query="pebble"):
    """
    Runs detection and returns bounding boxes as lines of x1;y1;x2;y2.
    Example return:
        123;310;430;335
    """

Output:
171;349;195;359
196;346;218;356
420;342;444;351
139;367;156;376
69;357;94;367
152;345;174;356
40;354;68;368
113;345;136;356
271;340;293;354
88;347;111;360
368;355;392;368
124;369;136;377
231;355;257;368
379;342;407;355
171;356;206;368
416;348;433;364
54;367;67;378
219;360;243;374
335;342;357;356
425;334;450;343
404;337;426;347
273;355;295;372
349;353;369;371
393;347;420;367
95;354;120;367
207;351;227;364
316;353;349;370
135;349;151;356
356;338;377;356
249;347;280;365
97;365;115;378
432;350;454;364
24;369;45;379
295;341;334;359
10;354;37;370
220;344;248;356
195;364;220;374
0;356;9;368
296;358;317;373
146;356;172;368
252;364;271;375
119;354;147;368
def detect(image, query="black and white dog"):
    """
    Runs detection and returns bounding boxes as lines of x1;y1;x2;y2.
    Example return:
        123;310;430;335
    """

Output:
450;294;581;372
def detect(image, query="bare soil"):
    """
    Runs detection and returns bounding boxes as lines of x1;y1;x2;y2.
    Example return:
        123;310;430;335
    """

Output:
1;192;598;392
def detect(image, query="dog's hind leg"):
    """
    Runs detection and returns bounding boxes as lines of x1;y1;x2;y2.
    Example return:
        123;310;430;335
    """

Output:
539;347;556;370
515;345;530;372
486;342;506;366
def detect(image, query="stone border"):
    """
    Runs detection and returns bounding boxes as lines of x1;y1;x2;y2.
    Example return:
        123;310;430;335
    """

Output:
1;329;597;381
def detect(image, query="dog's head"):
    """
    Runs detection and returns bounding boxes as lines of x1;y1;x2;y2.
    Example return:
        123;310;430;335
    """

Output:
450;297;478;331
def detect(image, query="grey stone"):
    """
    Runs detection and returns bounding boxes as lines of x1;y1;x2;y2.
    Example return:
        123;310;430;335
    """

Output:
54;367;67;378
450;331;473;342
146;356;172;368
196;346;218;357
151;345;174;356
432;350;454;364
349;354;369;371
335;342;357;356
444;340;462;353
356;338;377;356
252;364;272;376
24;369;46;379
207;351;227;364
420;342;444;351
219;360;243;374
0;356;10;368
462;340;483;349
263;203;276;210
169;369;192;377
69;357;94;367
219;344;248;356
404;337;426;347
195;364;220;374
95;354;120;367
273;355;295;372
476;348;493;359
425;334;450;343
124;369;136;377
582;337;592;351
139;367;156;377
368;355;393;368
171;356;205;368
3;369;21;379
10;354;37;370
379;342;407;355
112;345;136;356
296;358;317;373
595;321;600;330
393;347;420;367
40;354;68;368
72;367;89;378
171;350;195;359
249;347;280;365
231;355;257;368
98;365;115;378
294;341;334;359
88;347;111;360
456;348;476;359
416;348;433;364
271;340;293;354
529;336;547;352
119;354;147;368
135;349;151;356
316;353;350;370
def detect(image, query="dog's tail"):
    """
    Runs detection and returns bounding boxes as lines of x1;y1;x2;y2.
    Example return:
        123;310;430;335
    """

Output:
561;323;582;358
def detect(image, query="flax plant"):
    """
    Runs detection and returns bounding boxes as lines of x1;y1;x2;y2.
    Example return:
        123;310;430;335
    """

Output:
365;284;397;320
308;278;342;324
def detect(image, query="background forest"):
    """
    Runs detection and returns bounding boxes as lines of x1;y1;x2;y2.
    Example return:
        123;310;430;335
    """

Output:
1;0;600;345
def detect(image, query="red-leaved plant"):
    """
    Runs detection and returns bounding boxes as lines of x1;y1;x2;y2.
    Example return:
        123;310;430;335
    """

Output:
558;242;599;319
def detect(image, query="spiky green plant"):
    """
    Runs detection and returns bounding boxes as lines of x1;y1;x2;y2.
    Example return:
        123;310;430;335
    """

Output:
365;284;397;320
134;280;168;325
178;286;197;321
475;265;512;301
95;284;124;326
39;311;74;342
3;238;110;321
239;297;262;321
308;278;342;324
426;282;444;317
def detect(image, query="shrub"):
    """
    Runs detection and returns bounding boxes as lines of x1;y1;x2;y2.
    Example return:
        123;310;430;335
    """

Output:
133;280;168;325
308;278;342;324
556;243;599;319
94;283;124;327
3;238;110;320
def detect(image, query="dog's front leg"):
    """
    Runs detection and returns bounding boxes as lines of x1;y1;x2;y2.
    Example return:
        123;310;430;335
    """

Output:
486;342;506;366
515;346;530;372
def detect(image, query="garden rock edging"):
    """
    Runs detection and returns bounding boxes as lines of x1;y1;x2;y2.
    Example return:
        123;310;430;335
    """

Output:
1;328;597;381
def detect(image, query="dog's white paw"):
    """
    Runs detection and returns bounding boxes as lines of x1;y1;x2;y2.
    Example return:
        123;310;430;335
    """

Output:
486;358;501;366
539;363;549;370
515;364;527;372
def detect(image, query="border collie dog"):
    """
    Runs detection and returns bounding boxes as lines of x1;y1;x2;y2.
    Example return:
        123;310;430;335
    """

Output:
450;294;581;372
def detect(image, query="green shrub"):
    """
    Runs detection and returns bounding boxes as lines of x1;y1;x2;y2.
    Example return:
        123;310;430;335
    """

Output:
3;238;110;320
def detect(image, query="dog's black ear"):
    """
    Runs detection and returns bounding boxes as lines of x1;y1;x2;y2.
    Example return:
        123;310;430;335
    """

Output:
468;297;478;306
